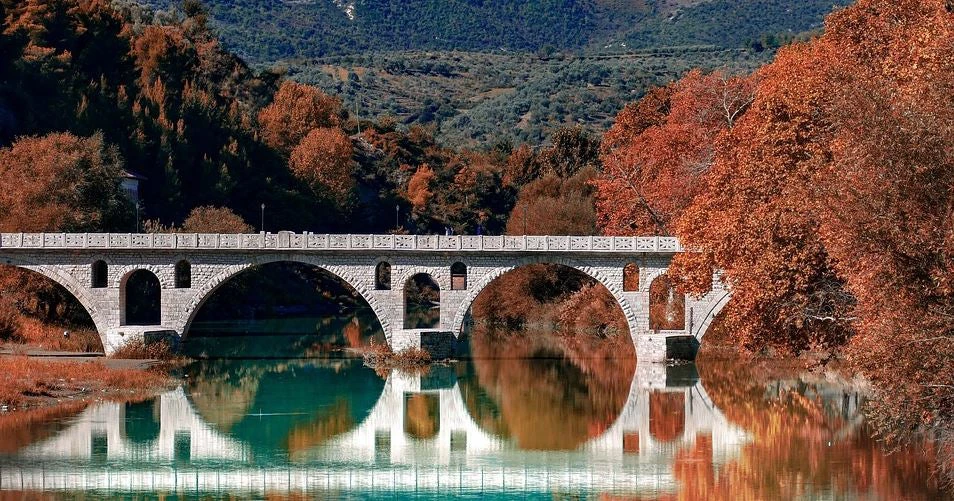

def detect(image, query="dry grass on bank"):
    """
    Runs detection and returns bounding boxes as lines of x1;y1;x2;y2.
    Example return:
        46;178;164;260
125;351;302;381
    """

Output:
0;356;171;410
0;304;102;353
360;343;432;376
109;338;176;360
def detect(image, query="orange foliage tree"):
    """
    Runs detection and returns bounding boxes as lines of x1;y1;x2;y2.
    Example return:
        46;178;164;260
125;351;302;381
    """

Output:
257;81;342;154
405;164;435;212
807;0;954;437
0;132;128;232
674;0;952;435
289;127;356;207
593;70;755;236
181;206;254;233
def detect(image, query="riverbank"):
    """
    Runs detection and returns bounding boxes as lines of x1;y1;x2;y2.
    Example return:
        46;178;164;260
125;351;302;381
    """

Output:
0;350;176;414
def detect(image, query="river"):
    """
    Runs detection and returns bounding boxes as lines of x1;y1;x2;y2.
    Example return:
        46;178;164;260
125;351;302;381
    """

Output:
0;310;948;499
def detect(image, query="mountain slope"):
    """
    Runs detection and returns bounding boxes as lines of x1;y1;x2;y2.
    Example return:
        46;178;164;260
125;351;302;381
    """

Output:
142;0;850;62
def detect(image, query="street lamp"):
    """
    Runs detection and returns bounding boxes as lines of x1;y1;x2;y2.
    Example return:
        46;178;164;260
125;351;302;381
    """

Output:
135;201;141;233
395;205;399;229
261;203;266;233
523;204;528;235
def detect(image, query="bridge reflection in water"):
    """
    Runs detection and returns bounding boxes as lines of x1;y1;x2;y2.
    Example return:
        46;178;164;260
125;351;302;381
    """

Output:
0;360;787;498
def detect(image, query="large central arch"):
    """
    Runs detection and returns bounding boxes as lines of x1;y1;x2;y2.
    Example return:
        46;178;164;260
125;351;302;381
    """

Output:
178;255;393;343
450;256;638;342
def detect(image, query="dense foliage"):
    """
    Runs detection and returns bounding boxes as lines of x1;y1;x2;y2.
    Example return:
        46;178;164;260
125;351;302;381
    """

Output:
595;0;953;452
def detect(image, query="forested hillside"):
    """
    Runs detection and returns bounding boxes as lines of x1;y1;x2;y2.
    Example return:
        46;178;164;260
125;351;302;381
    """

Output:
141;0;850;61
135;0;850;145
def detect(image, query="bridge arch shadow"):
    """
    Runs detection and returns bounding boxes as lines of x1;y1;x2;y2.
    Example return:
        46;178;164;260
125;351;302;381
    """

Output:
181;258;388;353
0;262;104;352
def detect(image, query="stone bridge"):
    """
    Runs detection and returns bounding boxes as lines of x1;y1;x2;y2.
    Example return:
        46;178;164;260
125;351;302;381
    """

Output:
0;232;730;360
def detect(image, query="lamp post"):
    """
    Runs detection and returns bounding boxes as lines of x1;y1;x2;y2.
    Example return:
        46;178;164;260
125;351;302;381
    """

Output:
523;204;527;235
135;201;140;233
395;205;399;229
261;203;266;233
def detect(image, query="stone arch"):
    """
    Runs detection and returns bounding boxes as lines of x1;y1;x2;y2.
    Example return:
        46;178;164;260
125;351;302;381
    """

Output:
112;264;174;289
450;262;467;290
403;272;440;329
178;255;394;343
375;261;391;290
450;257;639;342
623;262;640;292
120;269;162;326
648;273;685;331
174;260;192;289
0;257;108;336
91;260;108;289
692;289;731;340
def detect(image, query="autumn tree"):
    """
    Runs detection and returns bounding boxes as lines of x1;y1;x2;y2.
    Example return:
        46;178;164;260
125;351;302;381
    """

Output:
405;164;435;212
258;81;342;153
0;132;128;326
289;127;356;208
536;126;600;179
593;70;755;236
0;132;128;232
669;0;952;442
181;206;254;233
808;0;954;438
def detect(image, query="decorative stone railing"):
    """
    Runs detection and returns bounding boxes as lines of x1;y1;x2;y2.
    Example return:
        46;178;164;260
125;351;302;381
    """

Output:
0;233;682;253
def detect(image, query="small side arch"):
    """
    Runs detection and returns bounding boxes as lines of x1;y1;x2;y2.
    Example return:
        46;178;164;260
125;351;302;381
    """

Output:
120;269;162;326
450;262;467;290
375;261;391;290
91;260;108;289
175;260;192;289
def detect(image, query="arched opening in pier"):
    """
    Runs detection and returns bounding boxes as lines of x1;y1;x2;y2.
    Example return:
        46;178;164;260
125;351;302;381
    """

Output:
623;262;639;292
186;261;385;357
456;262;635;450
122;269;161;325
450;262;467;290
175;260;191;289
91;260;108;289
404;273;439;329
649;274;685;331
375;262;391;290
0;264;103;352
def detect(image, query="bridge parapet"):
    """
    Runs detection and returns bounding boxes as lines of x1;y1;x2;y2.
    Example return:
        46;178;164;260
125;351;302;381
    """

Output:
0;233;682;253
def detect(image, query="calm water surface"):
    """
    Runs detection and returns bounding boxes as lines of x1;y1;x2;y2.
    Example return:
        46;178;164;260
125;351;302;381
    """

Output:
0;313;948;500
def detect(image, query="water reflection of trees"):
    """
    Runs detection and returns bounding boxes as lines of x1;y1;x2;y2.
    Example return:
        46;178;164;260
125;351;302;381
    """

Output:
459;323;635;450
679;357;950;500
183;359;384;460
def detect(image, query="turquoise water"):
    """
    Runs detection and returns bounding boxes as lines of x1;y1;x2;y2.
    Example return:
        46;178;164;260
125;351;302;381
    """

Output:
0;312;948;499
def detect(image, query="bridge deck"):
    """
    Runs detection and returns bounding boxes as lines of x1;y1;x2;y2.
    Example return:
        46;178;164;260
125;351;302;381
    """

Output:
0;233;682;254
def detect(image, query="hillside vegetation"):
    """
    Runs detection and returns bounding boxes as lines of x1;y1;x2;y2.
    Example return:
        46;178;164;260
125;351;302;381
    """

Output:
141;0;849;60
137;0;850;144
292;48;767;145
